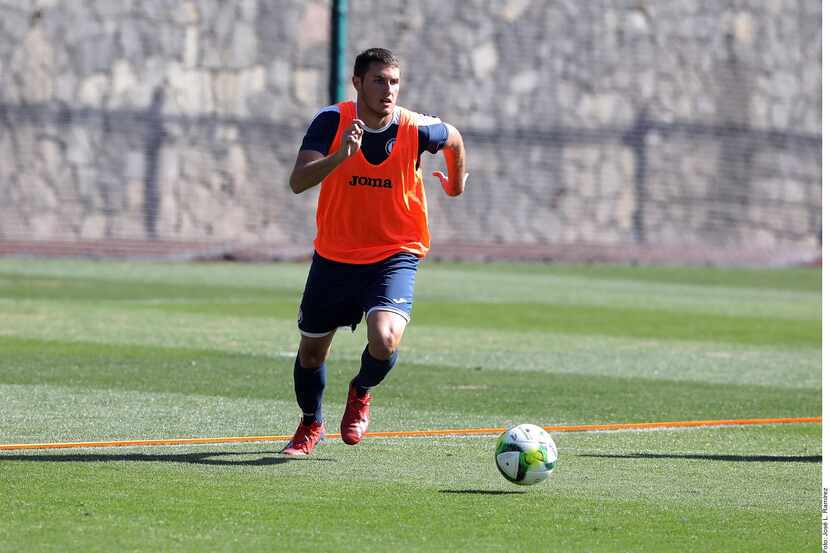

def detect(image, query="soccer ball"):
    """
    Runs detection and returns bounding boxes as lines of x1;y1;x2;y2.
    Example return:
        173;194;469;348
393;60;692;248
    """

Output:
495;424;558;486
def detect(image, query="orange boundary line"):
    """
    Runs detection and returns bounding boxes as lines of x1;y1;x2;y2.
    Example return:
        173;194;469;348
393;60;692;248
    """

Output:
0;417;819;451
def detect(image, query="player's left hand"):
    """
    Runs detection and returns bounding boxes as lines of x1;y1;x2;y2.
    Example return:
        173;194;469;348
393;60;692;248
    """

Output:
432;171;468;196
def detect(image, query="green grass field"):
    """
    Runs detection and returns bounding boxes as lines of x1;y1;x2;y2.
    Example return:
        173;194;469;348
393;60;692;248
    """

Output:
0;258;820;552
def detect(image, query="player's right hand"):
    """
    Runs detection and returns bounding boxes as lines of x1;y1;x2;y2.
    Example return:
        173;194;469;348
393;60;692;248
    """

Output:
339;119;365;159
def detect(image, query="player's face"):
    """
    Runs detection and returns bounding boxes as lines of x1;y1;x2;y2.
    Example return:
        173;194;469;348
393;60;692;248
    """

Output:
355;63;400;119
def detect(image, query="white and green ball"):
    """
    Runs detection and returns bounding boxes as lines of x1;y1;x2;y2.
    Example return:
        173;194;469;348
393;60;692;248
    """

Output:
495;424;558;486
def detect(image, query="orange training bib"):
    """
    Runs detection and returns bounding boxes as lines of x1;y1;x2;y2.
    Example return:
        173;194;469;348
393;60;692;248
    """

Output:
313;101;430;264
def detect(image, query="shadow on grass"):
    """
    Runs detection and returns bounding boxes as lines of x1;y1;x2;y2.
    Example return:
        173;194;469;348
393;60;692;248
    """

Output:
440;489;526;495
579;452;821;463
0;451;337;466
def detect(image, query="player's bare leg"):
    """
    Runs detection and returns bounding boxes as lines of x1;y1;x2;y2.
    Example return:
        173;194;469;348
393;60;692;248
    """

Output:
366;309;407;361
298;332;335;369
341;310;407;444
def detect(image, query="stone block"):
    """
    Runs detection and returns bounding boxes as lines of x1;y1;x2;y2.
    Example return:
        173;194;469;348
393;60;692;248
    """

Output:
472;42;498;80
156;185;179;236
36;138;73;188
119;24;145;63
296;2;329;49
158;148;180;190
19;172;57;210
229;21;258;68
93;0;134;18
54;72;78;101
500;0;533;22
109;213;145;240
225;144;248;182
123;151;145;181
178;148;209;183
66;127;96;165
241;65;266;95
510;70;539;95
78;73;110;106
75;34;118;75
267;58;291;92
29;213;60;240
165;63;213;114
212;68;265;115
126;179;144;210
110;59;139;106
0;7;30;43
293;68;321;106
80;214;107;239
11;27;55;102
212;71;241;114
183;26;199;67
172;1;199;25
615;185;635;231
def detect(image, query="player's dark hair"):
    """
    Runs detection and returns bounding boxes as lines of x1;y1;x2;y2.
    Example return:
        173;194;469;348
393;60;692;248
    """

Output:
353;48;400;78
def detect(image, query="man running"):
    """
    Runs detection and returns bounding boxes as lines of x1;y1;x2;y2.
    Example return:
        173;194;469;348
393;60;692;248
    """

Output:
282;47;467;455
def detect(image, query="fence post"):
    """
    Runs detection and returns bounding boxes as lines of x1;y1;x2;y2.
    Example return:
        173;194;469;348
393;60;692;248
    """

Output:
143;87;165;240
623;109;649;244
329;0;348;104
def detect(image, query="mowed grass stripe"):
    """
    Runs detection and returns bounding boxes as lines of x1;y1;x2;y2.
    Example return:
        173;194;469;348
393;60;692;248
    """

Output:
1;465;814;552
0;259;819;292
0;296;820;389
2;269;819;321
0;336;819;430
4;267;797;346
1;417;820;451
0;300;820;389
137;299;818;347
414;301;818;347
426;261;821;292
0;272;292;302
413;267;819;320
2;289;817;347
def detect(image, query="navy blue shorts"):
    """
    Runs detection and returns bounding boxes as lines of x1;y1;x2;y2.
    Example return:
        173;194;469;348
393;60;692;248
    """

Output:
297;252;420;337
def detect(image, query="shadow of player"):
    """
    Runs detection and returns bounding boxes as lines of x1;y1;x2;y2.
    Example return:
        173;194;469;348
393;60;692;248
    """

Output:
0;450;337;466
578;452;820;463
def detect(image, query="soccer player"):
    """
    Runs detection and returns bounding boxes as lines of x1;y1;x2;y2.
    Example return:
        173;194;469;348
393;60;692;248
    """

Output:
281;47;467;455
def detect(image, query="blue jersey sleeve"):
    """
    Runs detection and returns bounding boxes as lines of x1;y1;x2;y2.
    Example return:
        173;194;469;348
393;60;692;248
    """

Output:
417;120;449;155
300;108;340;155
413;112;448;155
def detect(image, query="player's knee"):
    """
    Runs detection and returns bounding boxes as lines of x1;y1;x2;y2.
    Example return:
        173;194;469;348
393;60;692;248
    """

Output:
368;331;399;360
367;310;407;360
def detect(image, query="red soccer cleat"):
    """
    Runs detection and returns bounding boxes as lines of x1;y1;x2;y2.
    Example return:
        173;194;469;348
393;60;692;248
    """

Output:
280;420;325;456
340;385;372;445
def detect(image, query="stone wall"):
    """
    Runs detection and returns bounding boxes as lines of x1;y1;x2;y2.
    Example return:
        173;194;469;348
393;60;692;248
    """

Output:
0;0;820;261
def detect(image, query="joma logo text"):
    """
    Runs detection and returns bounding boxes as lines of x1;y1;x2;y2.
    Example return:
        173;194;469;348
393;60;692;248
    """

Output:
349;175;393;189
